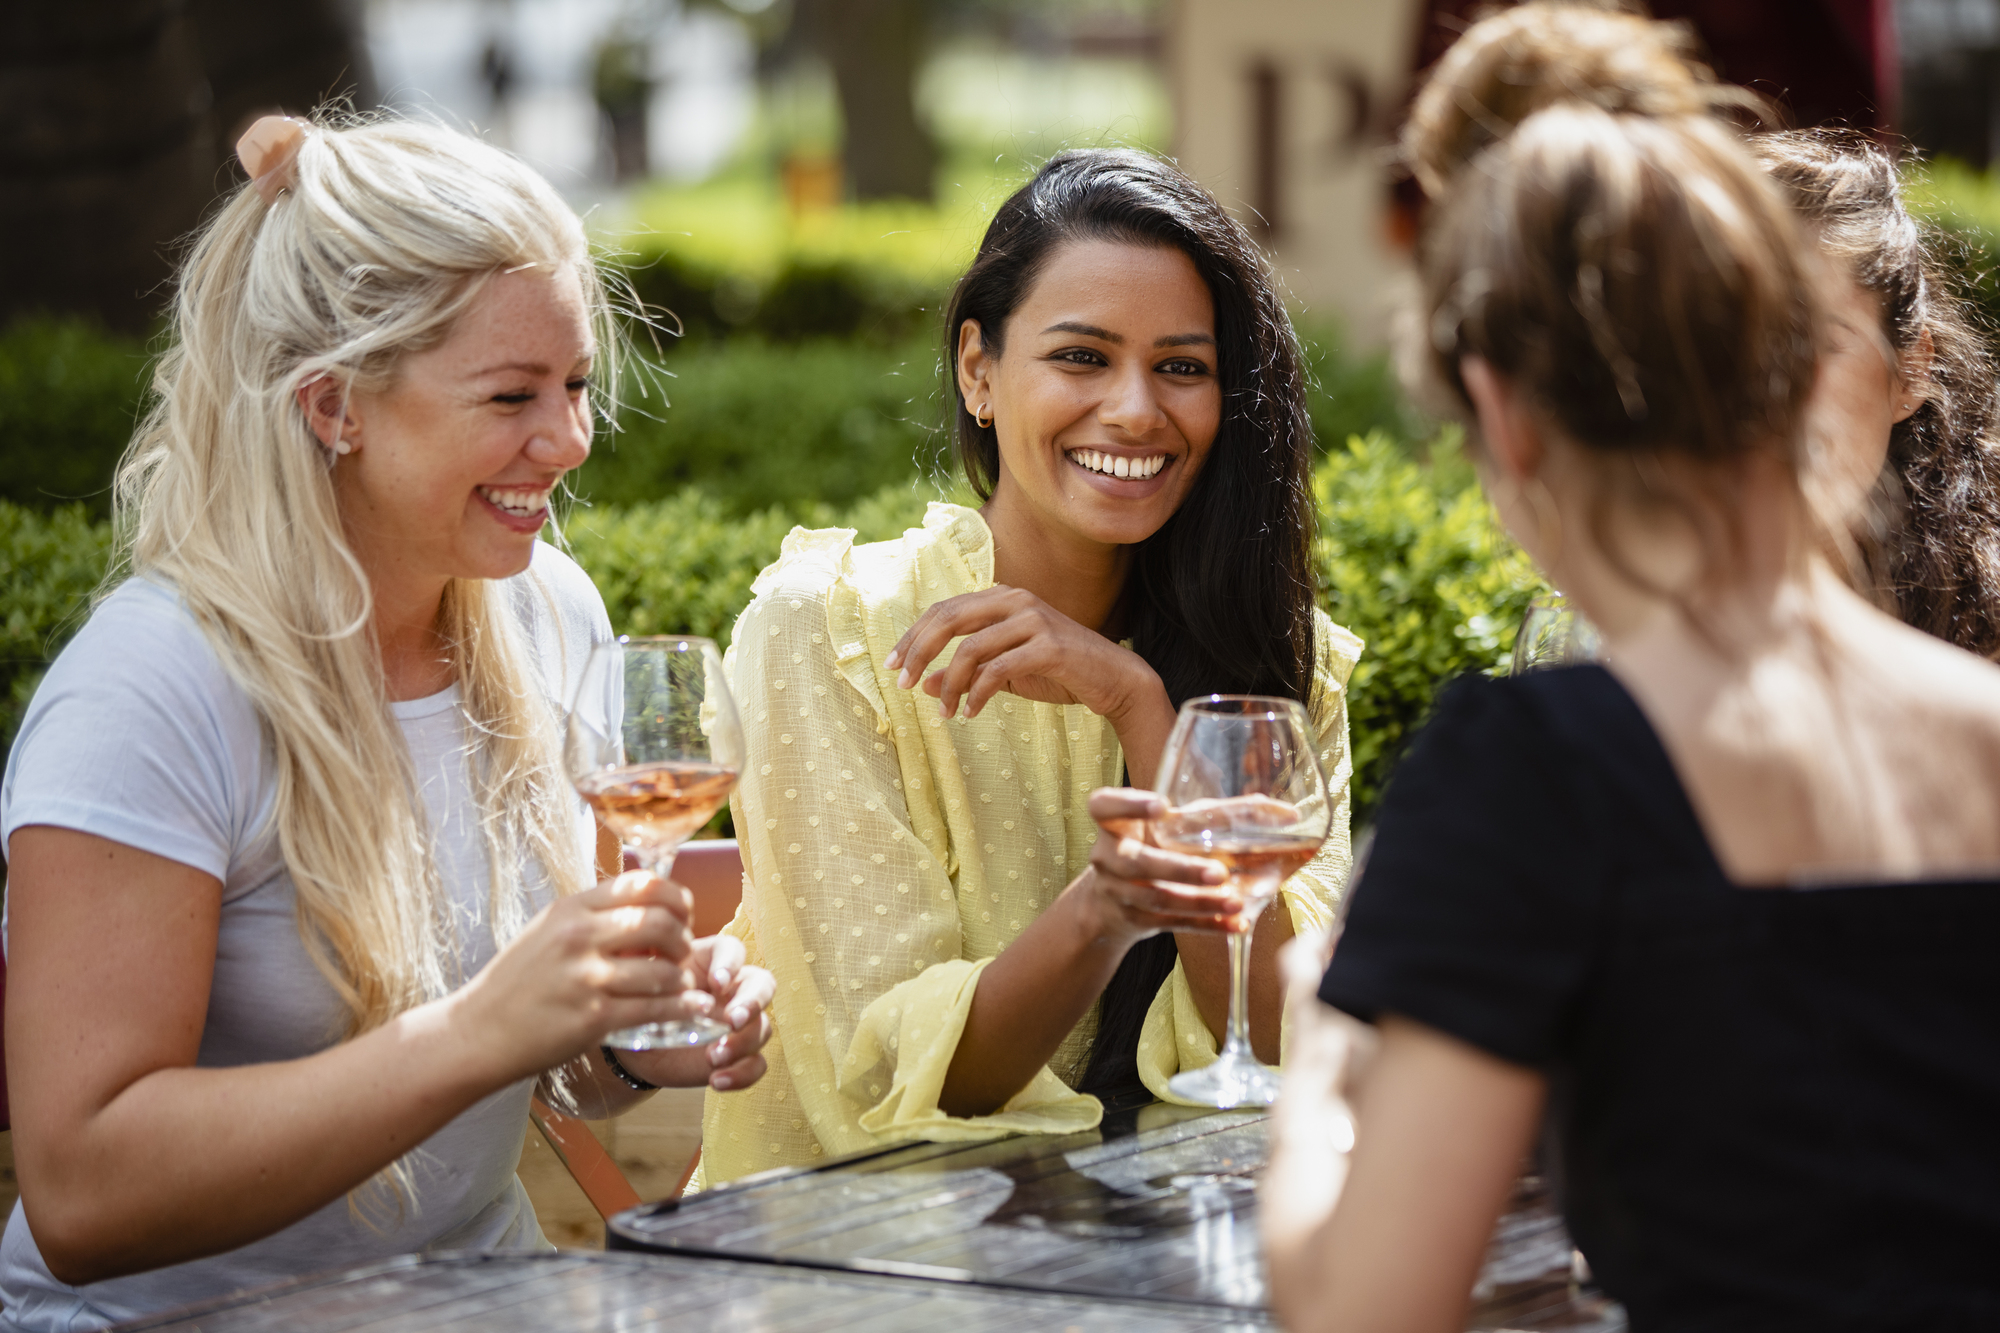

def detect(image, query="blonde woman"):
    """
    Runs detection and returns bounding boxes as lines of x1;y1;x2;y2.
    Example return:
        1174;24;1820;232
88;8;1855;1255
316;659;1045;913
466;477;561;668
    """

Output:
0;116;772;1331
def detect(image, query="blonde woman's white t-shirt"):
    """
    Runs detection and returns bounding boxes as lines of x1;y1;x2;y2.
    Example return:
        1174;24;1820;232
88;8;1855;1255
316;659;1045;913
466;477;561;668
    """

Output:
0;542;611;1332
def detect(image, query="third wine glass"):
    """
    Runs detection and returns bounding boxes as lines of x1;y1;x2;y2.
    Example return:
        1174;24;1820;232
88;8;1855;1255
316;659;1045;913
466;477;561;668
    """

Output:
1152;695;1330;1108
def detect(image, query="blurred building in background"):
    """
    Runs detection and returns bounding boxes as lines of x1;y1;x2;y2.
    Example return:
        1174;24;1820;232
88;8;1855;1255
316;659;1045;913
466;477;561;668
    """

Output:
1167;0;1902;343
1168;0;1417;339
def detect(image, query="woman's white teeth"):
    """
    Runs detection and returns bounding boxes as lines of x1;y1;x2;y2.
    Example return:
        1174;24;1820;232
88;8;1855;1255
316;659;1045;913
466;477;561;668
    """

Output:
1069;450;1166;479
479;486;548;516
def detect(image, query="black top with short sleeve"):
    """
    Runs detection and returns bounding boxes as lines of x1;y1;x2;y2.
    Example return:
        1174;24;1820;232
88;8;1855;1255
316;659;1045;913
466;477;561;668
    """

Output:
1320;666;2000;1332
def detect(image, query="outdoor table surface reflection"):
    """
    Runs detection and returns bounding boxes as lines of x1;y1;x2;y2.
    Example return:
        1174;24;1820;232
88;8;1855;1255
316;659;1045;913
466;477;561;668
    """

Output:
117;1104;1626;1332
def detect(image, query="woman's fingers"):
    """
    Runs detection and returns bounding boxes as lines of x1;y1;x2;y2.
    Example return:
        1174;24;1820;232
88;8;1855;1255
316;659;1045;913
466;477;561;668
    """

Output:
1093;832;1225;888
1088;787;1166;841
885;590;1021;687
593;899;694;964
579;869;694;924
709;1051;767;1093
594;954;700;999
933;622;1041;716
1115;877;1244;929
718;965;776;1030
693;932;746;992
707;1004;774;1090
598;990;717;1037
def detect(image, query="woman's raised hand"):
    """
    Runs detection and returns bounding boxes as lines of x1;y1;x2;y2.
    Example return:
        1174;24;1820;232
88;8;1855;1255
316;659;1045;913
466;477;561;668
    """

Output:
637;931;777;1092
1079;787;1248;942
452;870;713;1084
884;585;1166;724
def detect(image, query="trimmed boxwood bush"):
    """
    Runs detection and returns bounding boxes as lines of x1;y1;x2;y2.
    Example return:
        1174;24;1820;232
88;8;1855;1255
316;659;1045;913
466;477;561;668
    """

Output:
574;338;943;517
1316;432;1549;816
5;446;1543;822
2;502;119;748
0;319;152;517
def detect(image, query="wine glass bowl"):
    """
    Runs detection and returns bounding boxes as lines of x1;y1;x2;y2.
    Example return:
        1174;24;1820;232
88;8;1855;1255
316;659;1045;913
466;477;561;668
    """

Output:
1152;695;1330;1108
567;636;745;1051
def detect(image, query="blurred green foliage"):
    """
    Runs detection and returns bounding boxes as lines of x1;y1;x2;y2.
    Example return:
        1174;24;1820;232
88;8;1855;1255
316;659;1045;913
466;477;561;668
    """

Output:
2;502;119;747
562;480;944;646
1315;432;1550;816
0;318;151;517
580;338;943;513
1900;157;2000;333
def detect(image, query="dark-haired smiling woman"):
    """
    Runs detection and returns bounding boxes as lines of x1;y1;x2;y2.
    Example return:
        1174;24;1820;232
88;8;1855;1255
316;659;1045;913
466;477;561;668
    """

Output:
697;149;1362;1184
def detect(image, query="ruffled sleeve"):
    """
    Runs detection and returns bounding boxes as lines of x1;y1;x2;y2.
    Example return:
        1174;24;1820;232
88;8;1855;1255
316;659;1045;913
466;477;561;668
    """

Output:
1135;607;1365;1101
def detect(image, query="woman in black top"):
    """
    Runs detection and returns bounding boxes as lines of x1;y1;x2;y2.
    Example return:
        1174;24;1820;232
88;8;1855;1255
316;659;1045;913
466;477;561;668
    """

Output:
1261;7;2000;1332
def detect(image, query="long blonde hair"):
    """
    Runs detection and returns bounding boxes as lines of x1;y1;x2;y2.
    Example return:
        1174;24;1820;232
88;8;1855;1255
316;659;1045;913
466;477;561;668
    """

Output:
114;117;605;1044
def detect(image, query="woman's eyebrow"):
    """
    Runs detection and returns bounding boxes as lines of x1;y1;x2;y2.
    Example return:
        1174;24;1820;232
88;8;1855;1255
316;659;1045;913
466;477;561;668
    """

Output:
1039;322;1216;349
1043;320;1121;342
468;360;551;378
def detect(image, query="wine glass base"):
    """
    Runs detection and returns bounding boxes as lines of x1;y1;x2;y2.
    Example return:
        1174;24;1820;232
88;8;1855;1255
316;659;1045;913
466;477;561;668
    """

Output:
1168;1052;1283;1109
605;1016;729;1051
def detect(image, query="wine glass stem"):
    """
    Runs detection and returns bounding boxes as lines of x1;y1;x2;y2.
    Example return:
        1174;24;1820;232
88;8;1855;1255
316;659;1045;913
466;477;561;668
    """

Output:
632;844;676;879
1221;920;1256;1063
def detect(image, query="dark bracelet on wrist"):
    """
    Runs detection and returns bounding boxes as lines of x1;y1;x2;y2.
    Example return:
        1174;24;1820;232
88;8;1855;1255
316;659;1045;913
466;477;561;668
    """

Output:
600;1044;660;1091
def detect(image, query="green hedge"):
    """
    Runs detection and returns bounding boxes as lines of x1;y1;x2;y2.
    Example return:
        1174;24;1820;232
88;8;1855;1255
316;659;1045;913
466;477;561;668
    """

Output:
0;319;153;517
576;338;943;515
2;503;119;746
4;444;1541;820
1316;432;1548;815
0;316;1420;524
1901;158;2000;335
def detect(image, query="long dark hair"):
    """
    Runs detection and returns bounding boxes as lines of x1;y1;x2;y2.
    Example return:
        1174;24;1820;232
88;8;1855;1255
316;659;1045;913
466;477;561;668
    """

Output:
1759;130;2000;659
940;149;1319;1098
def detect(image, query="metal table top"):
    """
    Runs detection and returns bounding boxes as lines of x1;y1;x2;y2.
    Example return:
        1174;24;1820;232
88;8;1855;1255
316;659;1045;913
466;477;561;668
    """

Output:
111;1250;1275;1332
609;1103;1624;1330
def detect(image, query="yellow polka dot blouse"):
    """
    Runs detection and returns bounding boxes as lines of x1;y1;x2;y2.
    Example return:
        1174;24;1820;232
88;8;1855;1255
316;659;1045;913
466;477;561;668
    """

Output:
698;503;1362;1185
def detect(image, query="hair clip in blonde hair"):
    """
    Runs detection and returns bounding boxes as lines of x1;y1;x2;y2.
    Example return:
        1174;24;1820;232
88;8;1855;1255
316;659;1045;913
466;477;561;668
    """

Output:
236;115;309;203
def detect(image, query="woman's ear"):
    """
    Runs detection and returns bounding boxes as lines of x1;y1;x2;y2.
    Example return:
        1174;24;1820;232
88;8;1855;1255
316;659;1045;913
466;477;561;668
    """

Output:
1893;326;1935;424
957;319;994;420
295;374;358;454
1461;356;1543;483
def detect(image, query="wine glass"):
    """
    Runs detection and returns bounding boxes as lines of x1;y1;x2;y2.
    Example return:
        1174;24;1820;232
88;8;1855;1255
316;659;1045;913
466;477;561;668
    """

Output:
1152;696;1330;1109
1509;593;1603;676
565;635;746;1051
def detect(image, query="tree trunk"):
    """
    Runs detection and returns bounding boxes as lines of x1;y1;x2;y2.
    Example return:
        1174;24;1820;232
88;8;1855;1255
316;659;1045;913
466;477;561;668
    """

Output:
0;1;219;333
802;0;935;203
0;0;374;334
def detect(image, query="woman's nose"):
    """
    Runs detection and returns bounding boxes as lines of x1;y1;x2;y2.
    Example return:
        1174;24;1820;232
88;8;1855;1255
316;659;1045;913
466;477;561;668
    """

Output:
1098;364;1169;436
526;398;592;470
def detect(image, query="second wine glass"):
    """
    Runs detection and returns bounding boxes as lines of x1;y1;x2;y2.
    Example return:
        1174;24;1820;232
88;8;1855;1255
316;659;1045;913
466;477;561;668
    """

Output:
565;635;745;1051
1152;695;1330;1108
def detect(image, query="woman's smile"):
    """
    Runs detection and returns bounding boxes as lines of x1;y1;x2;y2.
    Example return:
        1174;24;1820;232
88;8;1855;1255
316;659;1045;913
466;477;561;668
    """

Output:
475;483;557;531
1065;448;1172;482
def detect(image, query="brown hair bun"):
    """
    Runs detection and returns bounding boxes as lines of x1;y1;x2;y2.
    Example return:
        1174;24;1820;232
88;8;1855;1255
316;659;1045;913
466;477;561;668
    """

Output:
1405;3;1755;201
